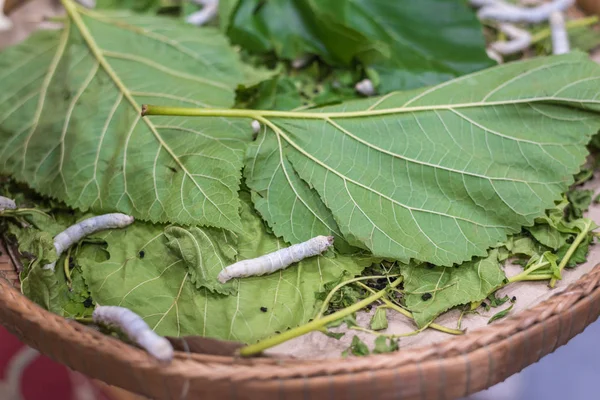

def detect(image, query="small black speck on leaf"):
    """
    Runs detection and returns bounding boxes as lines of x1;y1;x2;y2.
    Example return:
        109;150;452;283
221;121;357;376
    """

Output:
83;297;93;308
275;331;280;334
260;306;268;312
425;263;434;269
167;166;177;173
421;293;432;301
511;296;517;302
481;302;487;308
138;250;145;259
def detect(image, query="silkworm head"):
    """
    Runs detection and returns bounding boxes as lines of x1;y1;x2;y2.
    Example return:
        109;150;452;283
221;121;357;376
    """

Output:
150;337;175;363
315;235;335;253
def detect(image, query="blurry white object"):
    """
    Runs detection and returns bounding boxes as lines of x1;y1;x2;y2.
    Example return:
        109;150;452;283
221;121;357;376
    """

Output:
475;0;574;23
0;0;13;31
355;79;376;96
251;120;261;134
490;23;532;55
550;11;570;54
186;0;218;26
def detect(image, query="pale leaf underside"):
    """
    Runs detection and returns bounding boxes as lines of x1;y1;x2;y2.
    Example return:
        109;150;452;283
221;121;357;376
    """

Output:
247;53;600;265
0;5;261;230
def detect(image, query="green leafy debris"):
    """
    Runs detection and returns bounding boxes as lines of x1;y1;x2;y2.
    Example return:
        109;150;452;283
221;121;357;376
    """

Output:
566;189;594;221
372;335;399;354
369;307;388;331
342;335;370;357
21;262;62;314
488;304;514;324
315;275;366;315
402;250;505;327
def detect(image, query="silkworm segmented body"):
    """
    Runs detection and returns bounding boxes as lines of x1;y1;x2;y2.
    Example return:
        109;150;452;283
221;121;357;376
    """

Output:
217;235;334;283
93;306;174;363
489;23;532;55
0;196;16;211
44;213;134;271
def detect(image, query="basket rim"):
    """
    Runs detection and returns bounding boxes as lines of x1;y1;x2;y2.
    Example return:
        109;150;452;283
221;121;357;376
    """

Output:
2;239;600;398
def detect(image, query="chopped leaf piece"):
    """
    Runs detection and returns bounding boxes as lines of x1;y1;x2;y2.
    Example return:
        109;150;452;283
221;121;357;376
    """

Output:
566;189;594;221
488;304;514;324
402;250;505;327
21;262;61;314
487;293;510;308
372;336;399;354
342;335;370;357
369;307;388;331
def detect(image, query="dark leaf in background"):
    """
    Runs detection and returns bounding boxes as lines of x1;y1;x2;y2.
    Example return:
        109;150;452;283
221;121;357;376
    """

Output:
224;0;493;92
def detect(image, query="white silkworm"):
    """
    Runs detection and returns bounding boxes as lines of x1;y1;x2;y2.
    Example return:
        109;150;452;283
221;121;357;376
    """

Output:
0;0;13;31
355;79;376;97
93;306;174;363
489;23;532;55
476;0;574;24
0;195;16;211
550;11;570;55
186;0;218;26
44;213;134;271
217;235;334;283
251;120;261;134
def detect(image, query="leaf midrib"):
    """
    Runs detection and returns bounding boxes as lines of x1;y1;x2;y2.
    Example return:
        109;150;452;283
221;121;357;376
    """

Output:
61;0;241;231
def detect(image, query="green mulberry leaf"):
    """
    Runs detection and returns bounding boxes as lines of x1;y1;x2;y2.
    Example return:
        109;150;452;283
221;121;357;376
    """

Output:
243;52;600;265
0;1;270;230
402;250;505;327
80;192;371;343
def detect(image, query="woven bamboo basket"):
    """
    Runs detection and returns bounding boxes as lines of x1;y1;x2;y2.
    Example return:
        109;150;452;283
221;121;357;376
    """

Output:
3;1;600;399
1;238;600;400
